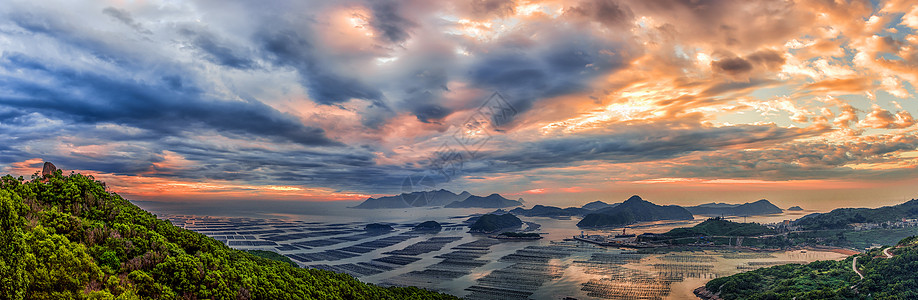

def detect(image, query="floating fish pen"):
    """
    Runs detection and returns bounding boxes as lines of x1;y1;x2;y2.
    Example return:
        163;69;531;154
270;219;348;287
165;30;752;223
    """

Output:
284;250;359;262
581;278;671;300
336;245;376;254
263;230;356;242
577;253;646;264
274;244;307;251
309;263;387;277
372;255;422;265
349;234;416;250
383;236;463;256
434;250;489;260
658;253;717;263
381;269;468;288
721;252;776;259
227;241;277;247
452;239;503;251
293;239;345;248
464;245;574;300
463;285;533;300
651;263;717;279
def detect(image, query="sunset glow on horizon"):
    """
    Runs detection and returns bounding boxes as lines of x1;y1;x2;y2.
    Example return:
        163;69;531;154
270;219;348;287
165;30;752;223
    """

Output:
2;0;918;209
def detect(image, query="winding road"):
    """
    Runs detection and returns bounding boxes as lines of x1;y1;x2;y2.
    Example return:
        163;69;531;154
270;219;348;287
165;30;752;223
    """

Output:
853;247;894;279
852;257;864;279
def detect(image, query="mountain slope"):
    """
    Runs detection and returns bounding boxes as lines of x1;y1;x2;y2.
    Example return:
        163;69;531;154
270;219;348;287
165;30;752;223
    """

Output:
577;195;693;228
0;171;456;299
353;189;471;208
794;199;918;230
444;193;523;208
509;205;590;217
686;199;783;216
702;236;918;299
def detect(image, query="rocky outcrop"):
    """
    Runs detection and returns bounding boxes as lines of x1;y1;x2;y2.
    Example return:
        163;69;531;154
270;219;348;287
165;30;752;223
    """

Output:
693;286;722;300
41;162;57;176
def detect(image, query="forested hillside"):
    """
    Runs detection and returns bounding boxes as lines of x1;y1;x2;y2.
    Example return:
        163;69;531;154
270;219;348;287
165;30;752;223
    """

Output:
0;171;457;299
703;236;918;299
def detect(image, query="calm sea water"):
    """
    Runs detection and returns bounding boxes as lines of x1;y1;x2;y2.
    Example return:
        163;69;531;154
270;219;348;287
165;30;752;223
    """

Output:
137;200;848;300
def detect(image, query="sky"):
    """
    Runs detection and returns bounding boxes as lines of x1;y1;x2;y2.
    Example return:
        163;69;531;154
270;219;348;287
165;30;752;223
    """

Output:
2;0;918;209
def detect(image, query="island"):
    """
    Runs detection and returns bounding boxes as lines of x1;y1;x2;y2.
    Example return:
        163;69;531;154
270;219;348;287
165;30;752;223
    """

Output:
685;199;783;216
493;232;542;240
412;220;442;232
444;193;523;208
787;205;804;211
352;189;471;208
581;200;617;210
468;213;523;233
509;205;590;217
656;217;775;238
577;195;694;228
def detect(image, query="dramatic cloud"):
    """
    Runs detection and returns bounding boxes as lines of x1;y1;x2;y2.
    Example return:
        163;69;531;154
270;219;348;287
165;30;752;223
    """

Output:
1;0;917;205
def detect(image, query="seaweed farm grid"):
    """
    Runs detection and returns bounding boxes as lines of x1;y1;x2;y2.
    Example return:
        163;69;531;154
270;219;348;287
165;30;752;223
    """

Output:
165;215;850;300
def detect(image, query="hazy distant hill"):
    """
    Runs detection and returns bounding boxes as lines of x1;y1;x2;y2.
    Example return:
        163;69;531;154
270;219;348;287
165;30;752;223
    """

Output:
509;205;590;217
352;189;471;208
794;198;918;230
581;200;617;210
577;195;693;228
686;199;783;216
444;193;523;208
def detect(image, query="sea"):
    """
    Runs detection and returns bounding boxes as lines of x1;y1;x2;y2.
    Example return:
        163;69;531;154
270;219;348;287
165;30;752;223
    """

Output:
135;200;849;300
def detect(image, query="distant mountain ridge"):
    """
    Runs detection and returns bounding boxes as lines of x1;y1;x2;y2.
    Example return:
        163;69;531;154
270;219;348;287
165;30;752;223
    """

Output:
686;199;783;216
577;195;694;228
445;193;523;208
353;190;522;209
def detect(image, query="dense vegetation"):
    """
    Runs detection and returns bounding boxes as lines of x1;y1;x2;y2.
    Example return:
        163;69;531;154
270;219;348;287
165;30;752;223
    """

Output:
244;250;297;267
497;232;540;238
412;221;441;231
795;199;918;230
662;218;775;238
704;236;918;299
578;195;693;228
468;213;522;233
0;171;457;299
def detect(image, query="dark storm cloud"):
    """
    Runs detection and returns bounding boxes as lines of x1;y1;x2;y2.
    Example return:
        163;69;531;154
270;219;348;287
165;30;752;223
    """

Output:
368;0;416;44
0;52;338;146
485;124;823;171
178;27;258;70
712;57;753;75
565;0;635;29
257;27;384;104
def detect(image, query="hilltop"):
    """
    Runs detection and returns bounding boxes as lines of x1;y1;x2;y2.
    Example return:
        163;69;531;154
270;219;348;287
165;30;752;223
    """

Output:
701;236;918;299
685;199;783;216
0;169;455;299
660;217;775;238
353;190;522;209
794;199;918;230
352;189;471;208
444;193;523;208
577;195;693;228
